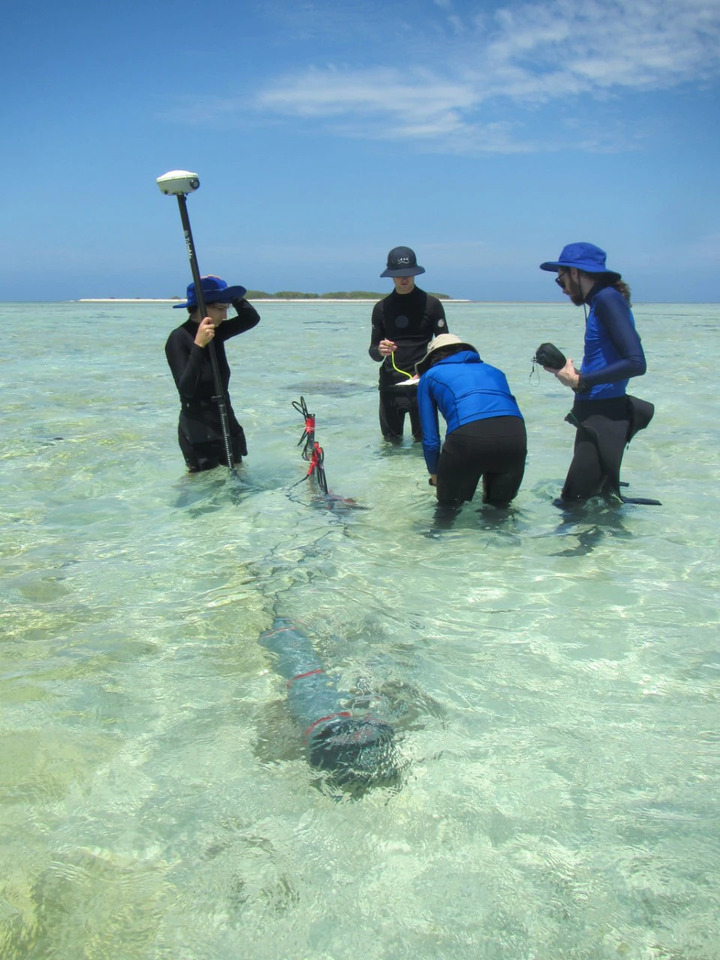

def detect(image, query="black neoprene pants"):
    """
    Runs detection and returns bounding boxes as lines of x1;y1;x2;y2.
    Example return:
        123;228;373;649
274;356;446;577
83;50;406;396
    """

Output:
561;397;631;500
379;386;422;441
436;416;527;506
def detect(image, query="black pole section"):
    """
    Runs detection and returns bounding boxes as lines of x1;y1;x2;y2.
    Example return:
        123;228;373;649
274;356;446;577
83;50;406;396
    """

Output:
174;193;236;471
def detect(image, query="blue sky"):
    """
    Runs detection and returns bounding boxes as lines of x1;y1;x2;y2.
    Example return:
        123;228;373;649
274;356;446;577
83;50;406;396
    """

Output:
2;0;719;302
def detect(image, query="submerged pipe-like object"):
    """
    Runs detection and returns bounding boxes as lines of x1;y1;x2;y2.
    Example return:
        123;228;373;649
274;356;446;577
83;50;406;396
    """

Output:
259;618;395;784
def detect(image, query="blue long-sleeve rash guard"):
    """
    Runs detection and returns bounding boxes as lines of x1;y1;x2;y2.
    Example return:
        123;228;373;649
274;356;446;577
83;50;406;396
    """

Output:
579;283;646;399
417;350;523;474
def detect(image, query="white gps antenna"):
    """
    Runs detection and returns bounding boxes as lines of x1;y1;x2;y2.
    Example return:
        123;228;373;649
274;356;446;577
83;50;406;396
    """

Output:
156;169;200;196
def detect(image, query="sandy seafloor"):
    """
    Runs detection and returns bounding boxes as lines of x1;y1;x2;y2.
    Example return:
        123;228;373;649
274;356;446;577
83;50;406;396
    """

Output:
0;299;718;959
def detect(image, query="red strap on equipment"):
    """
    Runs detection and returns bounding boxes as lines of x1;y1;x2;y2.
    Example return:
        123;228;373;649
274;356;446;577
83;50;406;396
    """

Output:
287;667;323;689
304;711;352;740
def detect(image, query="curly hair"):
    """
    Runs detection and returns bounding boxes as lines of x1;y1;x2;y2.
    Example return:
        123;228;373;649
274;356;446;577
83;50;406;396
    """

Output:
613;280;632;305
577;271;632;306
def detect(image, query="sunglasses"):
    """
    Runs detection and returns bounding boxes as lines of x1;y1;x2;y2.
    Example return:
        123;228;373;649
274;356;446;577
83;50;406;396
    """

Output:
555;270;570;288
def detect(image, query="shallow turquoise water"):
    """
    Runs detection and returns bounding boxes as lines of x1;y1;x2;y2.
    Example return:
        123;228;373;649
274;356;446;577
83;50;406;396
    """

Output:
1;300;718;959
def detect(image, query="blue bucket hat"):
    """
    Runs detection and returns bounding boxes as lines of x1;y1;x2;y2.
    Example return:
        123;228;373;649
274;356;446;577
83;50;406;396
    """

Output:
173;275;247;309
539;242;621;280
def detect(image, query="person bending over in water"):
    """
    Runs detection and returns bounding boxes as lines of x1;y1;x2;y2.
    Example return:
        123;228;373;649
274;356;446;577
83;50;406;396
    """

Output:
165;275;260;472
416;334;526;508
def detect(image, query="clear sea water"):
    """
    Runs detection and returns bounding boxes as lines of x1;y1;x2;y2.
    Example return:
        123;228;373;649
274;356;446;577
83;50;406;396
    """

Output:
1;299;718;960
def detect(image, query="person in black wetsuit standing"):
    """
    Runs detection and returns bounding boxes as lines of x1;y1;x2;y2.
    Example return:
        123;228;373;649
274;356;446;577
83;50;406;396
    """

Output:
165;275;260;472
369;246;448;441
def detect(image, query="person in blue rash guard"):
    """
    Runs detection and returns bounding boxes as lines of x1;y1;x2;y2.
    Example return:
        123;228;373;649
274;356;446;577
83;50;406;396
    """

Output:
539;242;655;503
165;275;260;472
415;334;527;507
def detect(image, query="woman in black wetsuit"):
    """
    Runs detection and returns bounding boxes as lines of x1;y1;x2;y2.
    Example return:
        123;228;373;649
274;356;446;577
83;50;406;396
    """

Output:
165;275;260;472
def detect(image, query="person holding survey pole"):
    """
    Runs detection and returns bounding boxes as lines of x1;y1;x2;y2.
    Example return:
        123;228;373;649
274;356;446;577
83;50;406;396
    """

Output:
165;275;260;472
369;246;448;441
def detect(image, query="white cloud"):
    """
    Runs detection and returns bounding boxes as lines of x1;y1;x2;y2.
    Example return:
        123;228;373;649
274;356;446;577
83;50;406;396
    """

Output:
478;0;720;96
175;0;720;153
257;68;477;121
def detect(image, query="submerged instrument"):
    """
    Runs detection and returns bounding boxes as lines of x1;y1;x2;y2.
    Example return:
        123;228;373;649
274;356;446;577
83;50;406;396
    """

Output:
259;618;396;785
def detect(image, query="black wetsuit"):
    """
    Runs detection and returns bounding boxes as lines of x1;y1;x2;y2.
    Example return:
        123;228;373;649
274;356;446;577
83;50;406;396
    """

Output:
165;299;260;471
369;287;448;440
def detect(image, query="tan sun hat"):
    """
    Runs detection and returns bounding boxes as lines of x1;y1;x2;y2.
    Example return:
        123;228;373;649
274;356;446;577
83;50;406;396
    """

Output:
415;333;477;375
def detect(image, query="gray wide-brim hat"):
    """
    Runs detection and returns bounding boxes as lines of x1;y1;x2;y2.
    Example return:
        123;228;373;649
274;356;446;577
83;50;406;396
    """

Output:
380;245;426;278
415;333;477;375
539;242;621;281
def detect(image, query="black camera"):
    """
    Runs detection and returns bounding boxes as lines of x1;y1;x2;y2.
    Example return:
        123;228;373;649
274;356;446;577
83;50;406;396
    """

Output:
533;342;567;370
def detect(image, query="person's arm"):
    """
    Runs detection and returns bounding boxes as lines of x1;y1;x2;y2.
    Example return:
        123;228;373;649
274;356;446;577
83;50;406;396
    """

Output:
218;298;261;340
553;291;646;391
417;377;441;475
429;296;448;335
369;301;393;361
165;327;207;397
581;291;646;388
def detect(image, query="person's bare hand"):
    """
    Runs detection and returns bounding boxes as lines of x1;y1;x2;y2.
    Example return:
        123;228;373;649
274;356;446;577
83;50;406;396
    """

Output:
194;317;215;348
551;357;580;390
